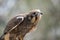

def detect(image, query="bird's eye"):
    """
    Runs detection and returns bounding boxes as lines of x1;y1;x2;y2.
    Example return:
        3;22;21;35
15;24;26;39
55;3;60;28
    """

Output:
32;12;39;16
33;12;36;14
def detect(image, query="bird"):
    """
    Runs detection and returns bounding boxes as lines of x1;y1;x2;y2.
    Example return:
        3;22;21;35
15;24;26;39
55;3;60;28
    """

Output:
0;9;43;40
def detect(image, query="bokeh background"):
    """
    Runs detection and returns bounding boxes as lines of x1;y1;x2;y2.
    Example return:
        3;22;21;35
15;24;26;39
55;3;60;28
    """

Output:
0;0;60;40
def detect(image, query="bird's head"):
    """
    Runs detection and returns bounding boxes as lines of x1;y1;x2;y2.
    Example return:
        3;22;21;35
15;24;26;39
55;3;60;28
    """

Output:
26;9;43;24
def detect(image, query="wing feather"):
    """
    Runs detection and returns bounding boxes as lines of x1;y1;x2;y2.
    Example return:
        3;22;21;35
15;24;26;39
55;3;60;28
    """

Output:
4;16;24;34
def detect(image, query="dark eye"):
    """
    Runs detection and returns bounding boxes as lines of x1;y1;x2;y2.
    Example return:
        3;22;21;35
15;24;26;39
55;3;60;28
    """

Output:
33;12;36;14
31;12;36;17
33;12;39;16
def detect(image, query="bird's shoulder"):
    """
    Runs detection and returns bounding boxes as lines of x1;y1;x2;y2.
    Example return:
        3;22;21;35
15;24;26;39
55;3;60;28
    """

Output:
4;15;24;34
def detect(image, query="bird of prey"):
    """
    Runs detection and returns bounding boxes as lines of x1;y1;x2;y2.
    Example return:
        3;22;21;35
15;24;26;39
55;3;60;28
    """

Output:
0;9;43;40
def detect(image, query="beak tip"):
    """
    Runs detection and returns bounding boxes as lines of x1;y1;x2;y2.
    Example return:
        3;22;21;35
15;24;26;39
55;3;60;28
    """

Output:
40;13;43;15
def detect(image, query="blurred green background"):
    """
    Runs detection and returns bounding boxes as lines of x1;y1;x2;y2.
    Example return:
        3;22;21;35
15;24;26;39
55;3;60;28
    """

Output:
0;0;60;40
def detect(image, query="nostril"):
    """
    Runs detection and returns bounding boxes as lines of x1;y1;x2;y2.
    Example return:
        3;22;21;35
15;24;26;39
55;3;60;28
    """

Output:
40;13;43;15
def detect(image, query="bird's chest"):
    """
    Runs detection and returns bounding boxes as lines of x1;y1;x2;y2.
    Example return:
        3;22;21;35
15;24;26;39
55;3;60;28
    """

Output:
10;20;37;37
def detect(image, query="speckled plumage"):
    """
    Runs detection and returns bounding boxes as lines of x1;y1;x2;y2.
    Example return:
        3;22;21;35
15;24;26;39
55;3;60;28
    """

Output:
0;9;43;40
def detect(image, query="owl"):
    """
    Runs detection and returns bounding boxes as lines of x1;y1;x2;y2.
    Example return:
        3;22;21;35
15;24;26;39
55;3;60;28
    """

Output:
0;9;43;40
